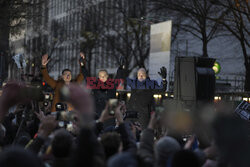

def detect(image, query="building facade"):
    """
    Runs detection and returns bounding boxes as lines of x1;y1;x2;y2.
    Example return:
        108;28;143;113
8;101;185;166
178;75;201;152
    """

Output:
16;0;146;81
8;0;248;92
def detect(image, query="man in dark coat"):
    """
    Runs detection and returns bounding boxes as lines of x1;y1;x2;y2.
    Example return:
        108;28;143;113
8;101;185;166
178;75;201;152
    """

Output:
91;69;116;118
88;67;124;119
126;67;167;129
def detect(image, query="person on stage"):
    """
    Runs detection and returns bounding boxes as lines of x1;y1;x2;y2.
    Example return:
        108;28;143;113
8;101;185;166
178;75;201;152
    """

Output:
126;67;167;129
41;52;86;112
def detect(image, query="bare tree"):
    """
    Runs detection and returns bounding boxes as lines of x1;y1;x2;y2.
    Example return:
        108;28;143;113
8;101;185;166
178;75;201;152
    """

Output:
72;0;150;77
76;0;102;76
0;0;46;85
23;2;65;76
208;0;250;91
149;0;225;57
102;0;150;77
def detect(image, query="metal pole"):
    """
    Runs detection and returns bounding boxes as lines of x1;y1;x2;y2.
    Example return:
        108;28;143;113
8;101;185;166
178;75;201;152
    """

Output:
186;40;188;57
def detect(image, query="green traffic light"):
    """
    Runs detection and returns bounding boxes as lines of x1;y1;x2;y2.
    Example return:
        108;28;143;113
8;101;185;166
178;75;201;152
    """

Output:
213;62;221;74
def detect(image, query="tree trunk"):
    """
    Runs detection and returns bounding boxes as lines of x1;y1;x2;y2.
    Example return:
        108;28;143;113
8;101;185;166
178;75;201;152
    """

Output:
87;50;92;77
245;64;250;92
238;20;250;92
202;39;208;57
242;36;250;92
0;4;10;86
202;30;209;57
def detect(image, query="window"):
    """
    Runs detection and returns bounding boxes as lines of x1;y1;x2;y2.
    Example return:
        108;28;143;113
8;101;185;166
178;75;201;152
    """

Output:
63;0;66;13
56;0;58;15
52;0;55;17
76;12;79;38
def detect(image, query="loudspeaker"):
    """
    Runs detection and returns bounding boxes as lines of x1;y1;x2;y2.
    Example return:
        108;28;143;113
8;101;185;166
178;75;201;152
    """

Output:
174;57;215;102
0;54;8;87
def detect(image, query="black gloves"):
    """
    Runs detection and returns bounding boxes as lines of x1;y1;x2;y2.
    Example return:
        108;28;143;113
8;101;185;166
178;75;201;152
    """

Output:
119;56;125;69
158;66;167;79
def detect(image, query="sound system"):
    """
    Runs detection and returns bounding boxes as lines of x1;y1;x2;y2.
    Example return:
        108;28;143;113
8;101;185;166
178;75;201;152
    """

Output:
0;54;8;88
174;56;215;101
168;57;215;112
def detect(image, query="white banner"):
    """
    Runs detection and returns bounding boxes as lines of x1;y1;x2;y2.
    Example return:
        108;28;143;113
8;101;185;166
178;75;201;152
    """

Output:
149;20;172;91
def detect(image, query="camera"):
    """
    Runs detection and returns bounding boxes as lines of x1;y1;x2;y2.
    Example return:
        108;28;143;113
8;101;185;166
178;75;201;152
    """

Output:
54;103;76;125
56;111;77;133
55;102;67;112
43;101;49;107
52;107;77;131
43;93;52;107
45;94;50;100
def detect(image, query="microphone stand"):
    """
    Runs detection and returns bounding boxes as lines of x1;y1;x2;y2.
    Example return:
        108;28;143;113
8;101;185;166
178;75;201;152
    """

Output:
12;105;28;145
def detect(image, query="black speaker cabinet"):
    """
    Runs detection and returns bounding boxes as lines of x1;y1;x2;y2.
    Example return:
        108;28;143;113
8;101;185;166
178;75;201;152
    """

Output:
174;57;215;102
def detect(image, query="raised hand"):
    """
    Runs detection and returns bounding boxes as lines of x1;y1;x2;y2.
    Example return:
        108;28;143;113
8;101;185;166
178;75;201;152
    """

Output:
80;52;85;59
99;103;114;123
42;54;49;66
114;103;125;125
35;108;45;121
158;66;167;79
79;52;86;67
184;135;196;150
62;85;93;114
148;112;157;129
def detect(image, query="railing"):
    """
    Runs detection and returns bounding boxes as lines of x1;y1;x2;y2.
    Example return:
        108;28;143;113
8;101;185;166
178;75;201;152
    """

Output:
215;77;245;93
168;74;246;93
116;89;250;106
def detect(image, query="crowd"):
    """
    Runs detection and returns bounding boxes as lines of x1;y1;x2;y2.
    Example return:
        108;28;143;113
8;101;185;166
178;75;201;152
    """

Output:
0;53;249;167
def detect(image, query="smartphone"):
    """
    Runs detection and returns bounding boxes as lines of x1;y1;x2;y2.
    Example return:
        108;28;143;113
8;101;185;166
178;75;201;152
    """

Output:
108;99;118;116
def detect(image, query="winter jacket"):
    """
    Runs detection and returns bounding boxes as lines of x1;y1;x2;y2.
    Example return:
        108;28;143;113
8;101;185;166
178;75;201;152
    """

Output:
41;66;84;112
127;79;167;129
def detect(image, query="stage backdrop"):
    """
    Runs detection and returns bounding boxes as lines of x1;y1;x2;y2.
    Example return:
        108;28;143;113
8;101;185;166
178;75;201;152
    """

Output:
149;20;172;91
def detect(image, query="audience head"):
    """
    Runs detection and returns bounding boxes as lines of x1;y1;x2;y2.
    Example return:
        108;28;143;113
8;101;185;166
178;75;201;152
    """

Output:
155;136;181;167
212;114;250;167
52;129;73;158
0;146;44;167
100;132;122;160
108;152;138;167
171;150;201;167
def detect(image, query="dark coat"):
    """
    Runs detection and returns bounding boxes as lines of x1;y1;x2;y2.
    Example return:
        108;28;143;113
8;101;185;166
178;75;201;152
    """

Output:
127;78;167;129
92;82;116;118
91;68;124;118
